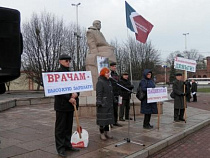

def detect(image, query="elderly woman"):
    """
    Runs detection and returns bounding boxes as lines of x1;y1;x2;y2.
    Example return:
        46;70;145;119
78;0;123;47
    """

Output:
96;67;114;140
140;69;158;129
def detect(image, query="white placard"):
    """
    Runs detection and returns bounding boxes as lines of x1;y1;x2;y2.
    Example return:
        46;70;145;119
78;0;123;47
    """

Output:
147;87;168;103
42;71;93;96
97;56;109;74
174;56;197;72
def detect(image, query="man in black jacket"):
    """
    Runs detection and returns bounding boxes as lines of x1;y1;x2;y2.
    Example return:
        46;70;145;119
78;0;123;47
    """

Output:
119;72;134;121
54;54;79;157
191;79;197;102
110;62;122;127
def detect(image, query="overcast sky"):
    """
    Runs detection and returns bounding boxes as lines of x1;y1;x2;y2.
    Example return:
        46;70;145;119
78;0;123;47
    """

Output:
1;0;210;61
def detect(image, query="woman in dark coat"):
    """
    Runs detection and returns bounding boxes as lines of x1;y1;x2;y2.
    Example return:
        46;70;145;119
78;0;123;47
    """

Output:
140;69;157;129
96;67;115;140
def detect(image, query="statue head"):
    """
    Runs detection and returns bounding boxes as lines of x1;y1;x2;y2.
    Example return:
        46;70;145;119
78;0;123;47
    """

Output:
93;20;101;30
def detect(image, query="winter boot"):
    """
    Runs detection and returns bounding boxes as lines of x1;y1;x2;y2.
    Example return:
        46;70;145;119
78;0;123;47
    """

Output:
100;133;107;140
104;131;113;139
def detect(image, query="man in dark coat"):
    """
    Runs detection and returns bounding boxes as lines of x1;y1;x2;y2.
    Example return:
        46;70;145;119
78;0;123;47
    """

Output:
186;80;191;102
140;69;157;129
110;62;122;127
96;67;115;140
191;79;197;102
172;72;185;122
119;72;134;121
54;54;79;157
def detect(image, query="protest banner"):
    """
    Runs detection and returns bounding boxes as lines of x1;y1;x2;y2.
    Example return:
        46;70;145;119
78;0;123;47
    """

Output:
147;87;168;129
174;56;197;72
147;87;168;103
42;71;93;96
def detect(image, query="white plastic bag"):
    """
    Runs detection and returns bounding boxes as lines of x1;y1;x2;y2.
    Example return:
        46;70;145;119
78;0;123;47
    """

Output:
71;129;89;148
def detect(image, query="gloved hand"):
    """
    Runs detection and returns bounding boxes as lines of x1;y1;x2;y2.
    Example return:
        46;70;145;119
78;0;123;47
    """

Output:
96;104;102;107
181;93;186;96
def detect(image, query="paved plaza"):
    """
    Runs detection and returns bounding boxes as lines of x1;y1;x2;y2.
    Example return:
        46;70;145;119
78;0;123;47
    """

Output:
0;92;210;158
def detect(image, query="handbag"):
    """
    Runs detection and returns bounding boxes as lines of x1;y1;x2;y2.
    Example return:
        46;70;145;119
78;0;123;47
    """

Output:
170;91;175;99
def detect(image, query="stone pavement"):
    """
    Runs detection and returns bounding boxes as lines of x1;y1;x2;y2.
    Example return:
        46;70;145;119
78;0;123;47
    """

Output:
147;93;210;158
0;92;210;158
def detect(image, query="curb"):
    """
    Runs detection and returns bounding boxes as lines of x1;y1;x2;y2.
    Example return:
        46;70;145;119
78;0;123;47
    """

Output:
125;119;210;158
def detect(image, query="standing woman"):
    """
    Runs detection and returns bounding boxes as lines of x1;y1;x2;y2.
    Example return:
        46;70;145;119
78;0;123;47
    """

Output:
140;69;158;129
96;67;115;140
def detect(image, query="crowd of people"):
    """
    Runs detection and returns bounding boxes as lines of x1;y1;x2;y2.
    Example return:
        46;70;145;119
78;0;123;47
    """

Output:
53;54;198;157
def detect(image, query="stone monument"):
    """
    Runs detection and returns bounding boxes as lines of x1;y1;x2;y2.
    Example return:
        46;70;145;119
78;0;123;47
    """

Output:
86;20;116;89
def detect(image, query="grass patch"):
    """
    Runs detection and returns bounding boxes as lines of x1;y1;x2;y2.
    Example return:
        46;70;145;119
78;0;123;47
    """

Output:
198;88;210;93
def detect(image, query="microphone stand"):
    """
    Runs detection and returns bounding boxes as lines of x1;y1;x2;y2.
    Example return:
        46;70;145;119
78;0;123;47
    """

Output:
110;77;145;147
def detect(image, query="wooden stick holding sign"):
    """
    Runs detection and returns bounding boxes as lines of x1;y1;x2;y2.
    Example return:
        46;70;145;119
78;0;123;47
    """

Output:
157;102;161;130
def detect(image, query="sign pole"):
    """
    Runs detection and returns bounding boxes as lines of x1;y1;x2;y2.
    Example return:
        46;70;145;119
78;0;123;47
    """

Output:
157;102;160;130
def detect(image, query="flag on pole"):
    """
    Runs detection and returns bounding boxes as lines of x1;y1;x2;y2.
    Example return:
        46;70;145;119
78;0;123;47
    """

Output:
125;1;154;43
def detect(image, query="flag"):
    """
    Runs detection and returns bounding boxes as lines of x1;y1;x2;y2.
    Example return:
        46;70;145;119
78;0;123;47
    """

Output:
125;1;153;43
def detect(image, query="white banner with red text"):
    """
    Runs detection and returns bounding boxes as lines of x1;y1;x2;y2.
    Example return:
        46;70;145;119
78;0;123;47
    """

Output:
147;87;168;103
42;71;93;96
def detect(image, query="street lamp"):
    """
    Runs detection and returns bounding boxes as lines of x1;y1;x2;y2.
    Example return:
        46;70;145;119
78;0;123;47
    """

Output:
72;3;81;70
162;65;167;85
183;33;189;50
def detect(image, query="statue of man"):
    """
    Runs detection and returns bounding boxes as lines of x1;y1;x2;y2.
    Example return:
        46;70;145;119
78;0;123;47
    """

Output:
87;20;109;54
86;20;116;90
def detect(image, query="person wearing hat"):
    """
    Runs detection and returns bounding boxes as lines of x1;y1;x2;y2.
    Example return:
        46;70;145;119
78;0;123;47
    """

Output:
96;67;115;140
119;72;134;121
54;54;80;157
109;62;122;127
172;72;185;122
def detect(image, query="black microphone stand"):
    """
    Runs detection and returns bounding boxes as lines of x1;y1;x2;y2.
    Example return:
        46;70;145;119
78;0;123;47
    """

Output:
110;77;145;147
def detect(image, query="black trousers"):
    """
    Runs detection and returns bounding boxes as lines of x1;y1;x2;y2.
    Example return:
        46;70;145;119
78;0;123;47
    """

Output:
113;99;119;124
174;109;185;120
99;125;109;133
193;94;197;102
55;111;74;153
143;114;151;127
119;99;130;119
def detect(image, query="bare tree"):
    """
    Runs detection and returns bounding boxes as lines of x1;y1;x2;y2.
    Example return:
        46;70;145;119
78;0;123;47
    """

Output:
112;37;161;80
22;12;65;90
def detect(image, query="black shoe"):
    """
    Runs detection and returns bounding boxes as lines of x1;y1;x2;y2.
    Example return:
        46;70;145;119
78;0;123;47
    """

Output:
149;124;153;128
125;118;133;120
119;118;125;121
65;147;80;152
179;118;185;121
174;119;180;122
113;123;122;127
58;150;66;157
143;125;152;129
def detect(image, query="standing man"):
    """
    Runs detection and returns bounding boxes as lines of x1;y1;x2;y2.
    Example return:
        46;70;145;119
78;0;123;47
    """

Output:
54;54;80;157
119;72;134;121
172;73;185;122
191;79;197;102
110;62;122;127
186;80;191;102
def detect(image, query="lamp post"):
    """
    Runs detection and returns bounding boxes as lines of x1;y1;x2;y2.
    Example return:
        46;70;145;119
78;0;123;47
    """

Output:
162;65;167;85
72;3;81;71
183;33;189;50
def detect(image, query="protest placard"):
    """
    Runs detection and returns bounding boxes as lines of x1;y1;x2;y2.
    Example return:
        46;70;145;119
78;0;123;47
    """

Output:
174;56;197;72
42;71;93;96
147;87;168;103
